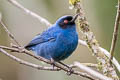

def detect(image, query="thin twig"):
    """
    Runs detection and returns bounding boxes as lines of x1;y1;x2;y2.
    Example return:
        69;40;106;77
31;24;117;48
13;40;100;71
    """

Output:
7;0;51;27
0;48;60;71
81;63;98;68
110;0;120;61
69;64;97;69
0;21;21;46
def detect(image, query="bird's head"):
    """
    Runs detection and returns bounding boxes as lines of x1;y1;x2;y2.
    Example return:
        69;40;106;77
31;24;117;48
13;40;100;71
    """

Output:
55;14;78;29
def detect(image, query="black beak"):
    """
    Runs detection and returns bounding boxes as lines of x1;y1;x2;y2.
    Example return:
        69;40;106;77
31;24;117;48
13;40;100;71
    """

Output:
70;14;79;23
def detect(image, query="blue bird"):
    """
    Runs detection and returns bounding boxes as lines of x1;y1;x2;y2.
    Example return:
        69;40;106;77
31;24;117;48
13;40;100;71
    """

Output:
25;15;78;62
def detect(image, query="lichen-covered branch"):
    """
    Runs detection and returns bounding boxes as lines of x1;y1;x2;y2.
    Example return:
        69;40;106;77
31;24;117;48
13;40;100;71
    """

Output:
110;0;120;61
74;2;119;79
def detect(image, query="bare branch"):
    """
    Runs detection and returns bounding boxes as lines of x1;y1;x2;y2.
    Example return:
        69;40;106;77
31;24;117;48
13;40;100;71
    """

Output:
0;21;21;46
110;0;120;61
74;62;112;80
0;45;98;68
7;0;52;27
0;48;60;71
0;45;95;80
80;63;98;68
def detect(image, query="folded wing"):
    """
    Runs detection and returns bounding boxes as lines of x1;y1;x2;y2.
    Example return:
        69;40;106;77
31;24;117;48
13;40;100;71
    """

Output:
25;30;56;50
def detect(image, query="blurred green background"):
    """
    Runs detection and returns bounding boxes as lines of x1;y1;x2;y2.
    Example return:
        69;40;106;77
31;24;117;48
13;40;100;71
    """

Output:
0;0;119;80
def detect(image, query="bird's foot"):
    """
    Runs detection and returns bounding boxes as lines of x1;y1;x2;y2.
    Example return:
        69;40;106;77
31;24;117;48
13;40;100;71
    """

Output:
58;61;74;75
66;66;74;75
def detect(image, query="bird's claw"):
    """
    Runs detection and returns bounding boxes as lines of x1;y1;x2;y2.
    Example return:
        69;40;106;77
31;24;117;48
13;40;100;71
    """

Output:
66;67;74;75
58;61;74;75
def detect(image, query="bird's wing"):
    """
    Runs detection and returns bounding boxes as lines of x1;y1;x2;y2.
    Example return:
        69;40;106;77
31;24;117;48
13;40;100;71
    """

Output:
25;30;56;49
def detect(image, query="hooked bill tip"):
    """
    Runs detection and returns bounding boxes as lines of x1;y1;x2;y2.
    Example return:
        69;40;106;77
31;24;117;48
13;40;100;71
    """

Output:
71;14;79;22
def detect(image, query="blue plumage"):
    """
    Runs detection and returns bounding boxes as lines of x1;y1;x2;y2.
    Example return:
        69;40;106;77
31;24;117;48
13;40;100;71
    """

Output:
25;15;78;61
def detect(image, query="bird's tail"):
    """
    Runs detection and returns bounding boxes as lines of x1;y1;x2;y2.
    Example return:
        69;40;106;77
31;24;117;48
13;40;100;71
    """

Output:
24;45;32;50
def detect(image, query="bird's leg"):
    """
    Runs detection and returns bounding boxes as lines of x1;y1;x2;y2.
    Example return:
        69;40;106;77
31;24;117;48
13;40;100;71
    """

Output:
50;58;56;69
58;61;74;75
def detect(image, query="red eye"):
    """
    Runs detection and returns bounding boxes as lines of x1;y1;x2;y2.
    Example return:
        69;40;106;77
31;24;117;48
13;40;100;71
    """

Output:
64;20;68;24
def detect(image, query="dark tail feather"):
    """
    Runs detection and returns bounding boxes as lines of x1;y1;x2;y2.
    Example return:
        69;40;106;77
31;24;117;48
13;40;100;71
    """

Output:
24;45;32;50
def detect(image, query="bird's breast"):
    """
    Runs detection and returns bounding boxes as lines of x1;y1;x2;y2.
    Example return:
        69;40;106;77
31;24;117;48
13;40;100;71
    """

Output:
52;31;78;61
56;32;78;52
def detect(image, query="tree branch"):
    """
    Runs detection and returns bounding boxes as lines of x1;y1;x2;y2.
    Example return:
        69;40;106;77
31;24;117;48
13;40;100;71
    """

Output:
7;0;51;27
2;44;115;80
0;21;21;46
0;46;96;80
110;0;120;61
0;48;60;71
74;62;112;80
0;45;97;68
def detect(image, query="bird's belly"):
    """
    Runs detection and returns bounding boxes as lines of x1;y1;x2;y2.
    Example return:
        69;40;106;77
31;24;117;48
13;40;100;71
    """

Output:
52;39;78;61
